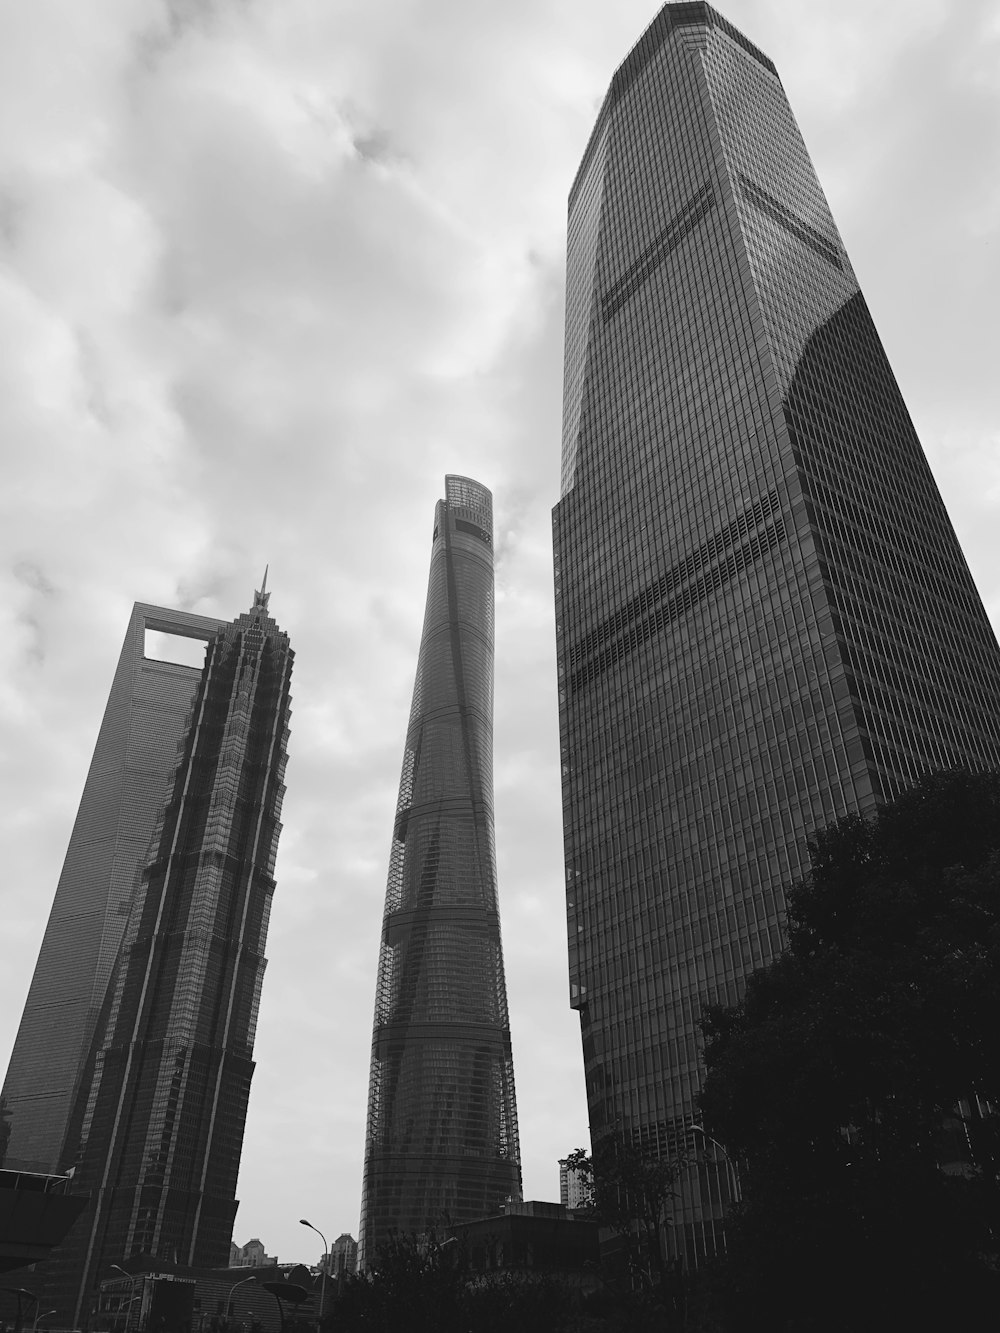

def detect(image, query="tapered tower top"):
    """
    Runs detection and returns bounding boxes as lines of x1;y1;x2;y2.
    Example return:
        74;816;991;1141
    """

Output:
252;565;270;614
360;472;519;1264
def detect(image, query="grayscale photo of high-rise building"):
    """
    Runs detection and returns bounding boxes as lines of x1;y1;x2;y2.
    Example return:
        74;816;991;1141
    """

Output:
553;1;1000;1262
360;476;522;1265
3;585;293;1325
0;1;996;1323
1;605;223;1175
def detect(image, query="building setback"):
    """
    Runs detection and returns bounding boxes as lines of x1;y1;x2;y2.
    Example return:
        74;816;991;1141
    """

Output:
359;476;521;1266
553;2;1000;1262
42;584;293;1324
1;604;222;1175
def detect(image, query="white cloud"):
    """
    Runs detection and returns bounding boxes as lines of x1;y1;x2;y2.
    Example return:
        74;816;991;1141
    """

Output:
0;0;996;1265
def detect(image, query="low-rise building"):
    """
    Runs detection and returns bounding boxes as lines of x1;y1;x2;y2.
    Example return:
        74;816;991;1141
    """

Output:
453;1201;599;1283
95;1259;319;1333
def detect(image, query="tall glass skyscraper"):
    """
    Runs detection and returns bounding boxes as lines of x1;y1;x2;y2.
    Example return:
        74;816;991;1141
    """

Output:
553;3;1000;1262
28;585;293;1324
1;604;221;1174
360;476;521;1266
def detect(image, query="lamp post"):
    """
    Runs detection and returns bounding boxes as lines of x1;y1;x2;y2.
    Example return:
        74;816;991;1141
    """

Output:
225;1275;257;1328
1;1288;36;1333
298;1219;328;1325
110;1266;137;1333
32;1311;57;1333
688;1124;741;1203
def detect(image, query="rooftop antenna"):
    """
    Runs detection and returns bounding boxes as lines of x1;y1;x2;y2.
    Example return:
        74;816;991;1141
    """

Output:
253;564;270;613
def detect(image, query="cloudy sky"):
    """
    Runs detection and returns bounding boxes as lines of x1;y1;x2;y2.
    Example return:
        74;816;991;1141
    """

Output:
2;0;998;1266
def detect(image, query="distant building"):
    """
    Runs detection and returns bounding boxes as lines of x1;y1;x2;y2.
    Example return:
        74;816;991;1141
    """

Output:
325;1234;357;1278
558;1159;593;1212
230;1238;277;1268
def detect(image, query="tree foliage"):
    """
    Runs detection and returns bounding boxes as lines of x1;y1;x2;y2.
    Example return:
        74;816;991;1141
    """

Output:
328;1231;467;1333
565;1130;685;1289
700;768;1000;1329
326;1195;712;1332
328;1232;608;1333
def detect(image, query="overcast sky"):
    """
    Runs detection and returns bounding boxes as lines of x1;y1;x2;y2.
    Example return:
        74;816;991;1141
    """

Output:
1;0;998;1267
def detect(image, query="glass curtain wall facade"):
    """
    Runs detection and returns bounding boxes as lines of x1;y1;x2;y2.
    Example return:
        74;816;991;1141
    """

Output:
553;2;1000;1263
360;476;521;1266
1;605;221;1174
45;586;293;1325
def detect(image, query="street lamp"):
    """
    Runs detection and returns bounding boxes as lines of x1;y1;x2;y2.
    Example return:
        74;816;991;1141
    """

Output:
688;1124;741;1203
110;1267;137;1333
298;1219;328;1324
0;1287;36;1333
32;1311;57;1333
225;1275;257;1326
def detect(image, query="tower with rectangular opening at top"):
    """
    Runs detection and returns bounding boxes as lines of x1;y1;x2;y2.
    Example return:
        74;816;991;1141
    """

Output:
39;584;293;1324
1;604;222;1175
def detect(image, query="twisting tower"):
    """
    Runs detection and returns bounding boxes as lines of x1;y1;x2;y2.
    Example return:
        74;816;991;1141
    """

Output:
360;476;521;1265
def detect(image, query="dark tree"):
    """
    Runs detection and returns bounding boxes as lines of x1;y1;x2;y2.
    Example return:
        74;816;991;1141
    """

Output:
328;1231;467;1333
565;1131;685;1291
329;1233;622;1333
700;768;1000;1330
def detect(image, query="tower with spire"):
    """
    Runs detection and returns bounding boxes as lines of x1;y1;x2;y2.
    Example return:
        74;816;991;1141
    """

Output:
29;587;293;1325
253;565;270;613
